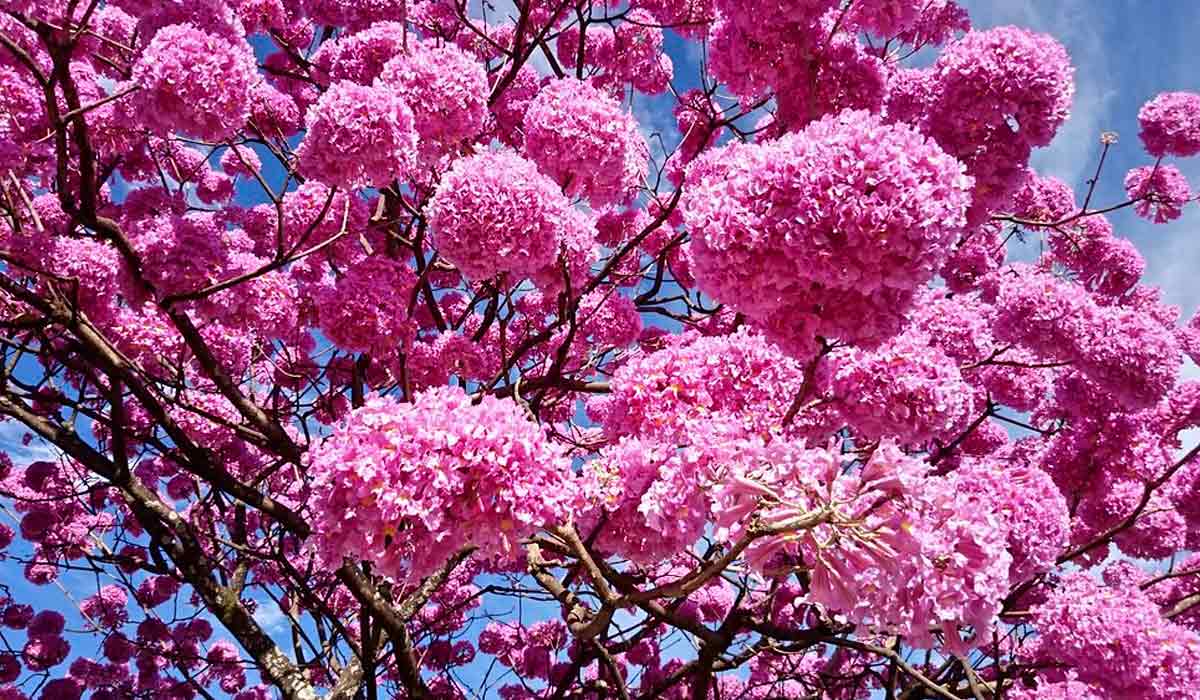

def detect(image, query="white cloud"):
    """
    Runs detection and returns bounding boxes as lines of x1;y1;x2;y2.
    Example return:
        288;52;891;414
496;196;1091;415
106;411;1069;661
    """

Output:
0;420;59;467
253;599;292;635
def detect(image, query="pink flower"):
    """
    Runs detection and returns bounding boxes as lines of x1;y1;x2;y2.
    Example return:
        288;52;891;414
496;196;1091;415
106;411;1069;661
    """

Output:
130;24;257;140
0;653;17;684
683;109;972;355
27;610;65;637
1138;91;1200;158
427;149;593;282
219;146;262;178
822;332;976;445
22;635;70;671
296;80;418;189
314;255;419;357
1125;164;1192;223
1030;573;1200;698
376;41;489;158
79;585;128;630
307;387;577;579
522;78;649;208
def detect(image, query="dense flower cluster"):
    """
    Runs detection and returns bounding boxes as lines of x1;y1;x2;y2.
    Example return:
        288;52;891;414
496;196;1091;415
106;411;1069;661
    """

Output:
578;437;714;564
522;78;649;208
1044;215;1145;297
714;440;1011;650
589;329;815;441
314;255;420;356
219;145;261;177
684;109;972;355
1011;171;1077;222
555;10;673;96
296;80;418;188
376;42;488;158
923;26;1074;212
1138;91;1200;158
991;265;1180;409
79;586;129;630
307;387;576;579
634;0;715;37
427;149;592;282
1125;164;1193;223
311;21;408;84
822;332;975;445
930;27;1074;149
705;0;836;105
948;458;1068;584
129;23;258;140
1028;573;1200;698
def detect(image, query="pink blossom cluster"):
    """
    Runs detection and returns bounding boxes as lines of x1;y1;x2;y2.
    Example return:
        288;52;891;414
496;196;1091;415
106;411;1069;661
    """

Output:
79;585;129;630
20;610;70;672
522;78;649;208
1027;573;1200;698
1124;164;1193;223
274;181;372;270
683;109;972;355
129;23;258;140
931;27;1074;149
821;331;975;445
1010;171;1077;223
1146;553;1200;632
947;458;1068;584
314;255;420;357
1138;91;1200;158
478;620;568;681
633;0;715;38
713;440;1011;650
376;41;489;158
1044;215;1145;298
300;0;405;27
588;329;815;442
991;265;1180;409
939;222;1008;292
487;65;542;148
575;289;643;349
427;149;593;282
0;65;49;175
3;2;1200;697
578;437;715;564
845;0;964;38
774;20;888;130
311;21;408;84
306;387;576;579
219;145;262;178
128;211;233;297
296;80;418;189
894;0;970;46
1029;375;1195;560
248;80;304;138
920;27;1075;212
705;0;837;104
668;89;720;183
706;0;960;123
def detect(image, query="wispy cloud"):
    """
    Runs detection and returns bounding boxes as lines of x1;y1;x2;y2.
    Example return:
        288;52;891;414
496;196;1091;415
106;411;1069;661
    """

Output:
0;420;59;467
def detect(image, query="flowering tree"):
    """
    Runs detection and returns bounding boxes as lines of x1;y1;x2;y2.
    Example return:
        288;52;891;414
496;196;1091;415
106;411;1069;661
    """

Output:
2;0;1200;698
